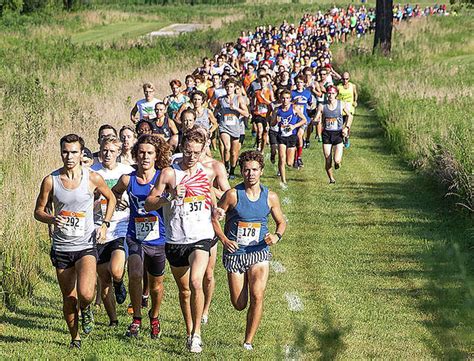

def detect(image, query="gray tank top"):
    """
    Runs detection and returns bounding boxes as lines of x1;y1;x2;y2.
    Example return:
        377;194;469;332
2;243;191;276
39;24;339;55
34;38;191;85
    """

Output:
322;100;344;131
195;108;211;130
218;95;241;138
51;168;95;252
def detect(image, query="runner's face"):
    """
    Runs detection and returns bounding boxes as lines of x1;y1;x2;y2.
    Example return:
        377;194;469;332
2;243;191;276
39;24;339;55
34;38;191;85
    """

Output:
61;142;82;170
182;114;195;130
138;123;152;135
225;83;235;95
171;84;180;95
296;79;305;90
144;88;154;101
241;160;262;186
136;143;156;171
155;105;166;118
98;129;115;144
101;143;119;167
120;129;136;150
182;141;203;167
281;94;291;106
192;95;203;107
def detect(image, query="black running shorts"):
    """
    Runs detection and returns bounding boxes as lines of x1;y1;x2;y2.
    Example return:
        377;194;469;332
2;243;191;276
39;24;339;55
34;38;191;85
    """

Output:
322;130;343;145
277;134;298;148
50;247;97;270
127;238;166;277
97;238;125;265
165;239;212;268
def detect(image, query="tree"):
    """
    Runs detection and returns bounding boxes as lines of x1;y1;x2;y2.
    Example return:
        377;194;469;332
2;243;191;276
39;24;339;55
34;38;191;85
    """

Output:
373;0;393;56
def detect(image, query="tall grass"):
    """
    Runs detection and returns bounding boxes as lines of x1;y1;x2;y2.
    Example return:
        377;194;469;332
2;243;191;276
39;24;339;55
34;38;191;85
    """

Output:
0;2;316;308
334;14;473;212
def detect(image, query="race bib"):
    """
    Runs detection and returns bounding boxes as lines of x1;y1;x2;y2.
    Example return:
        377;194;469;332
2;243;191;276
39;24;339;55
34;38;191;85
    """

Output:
236;221;261;246
223;113;237;126
281;125;293;137
325;117;338;130
257;104;268;115
183;195;206;220
135;216;160;242
60;210;86;237
100;199;107;217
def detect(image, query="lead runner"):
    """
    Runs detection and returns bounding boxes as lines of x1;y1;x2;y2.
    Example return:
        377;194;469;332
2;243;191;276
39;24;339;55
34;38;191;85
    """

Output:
212;150;286;350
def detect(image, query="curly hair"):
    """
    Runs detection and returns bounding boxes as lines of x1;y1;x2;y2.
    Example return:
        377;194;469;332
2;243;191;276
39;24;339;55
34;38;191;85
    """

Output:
132;134;171;170
181;127;207;149
238;150;265;170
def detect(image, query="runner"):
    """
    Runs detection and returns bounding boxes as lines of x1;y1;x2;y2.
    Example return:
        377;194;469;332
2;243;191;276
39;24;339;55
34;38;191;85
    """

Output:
93;124;118;164
119;125;137;166
34;134;116;348
91;135;134;327
252;74;274;152
112;134;171;338
130;82;161;124
145;128;218;353
152;101;179;150
315;85;353;183
216;78;249;179
164;79;190;125
212;150;286;350
136;119;154;136
270;90;306;186
336;71;358;148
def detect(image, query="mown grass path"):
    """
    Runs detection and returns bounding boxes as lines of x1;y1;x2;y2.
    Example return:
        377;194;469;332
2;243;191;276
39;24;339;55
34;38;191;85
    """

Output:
1;105;471;359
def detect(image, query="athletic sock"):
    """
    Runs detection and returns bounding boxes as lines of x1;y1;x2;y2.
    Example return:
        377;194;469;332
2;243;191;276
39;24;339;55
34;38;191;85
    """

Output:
297;146;303;160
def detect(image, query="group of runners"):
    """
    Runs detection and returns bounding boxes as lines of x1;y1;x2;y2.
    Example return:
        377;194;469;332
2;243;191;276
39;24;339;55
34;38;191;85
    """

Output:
33;3;442;353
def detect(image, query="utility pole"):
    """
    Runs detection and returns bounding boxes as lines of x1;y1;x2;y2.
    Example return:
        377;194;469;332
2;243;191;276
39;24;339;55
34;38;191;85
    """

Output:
373;0;393;55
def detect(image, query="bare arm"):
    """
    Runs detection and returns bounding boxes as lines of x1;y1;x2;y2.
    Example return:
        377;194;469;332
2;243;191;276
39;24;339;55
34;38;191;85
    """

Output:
264;190;287;245
213;161;231;199
34;175;56;225
208;110;218;134
130;103;139;124
212;189;238;252
235;96;250;118
90;171;116;223
144;167;174;212
293;107;308;129
353;84;358;106
168;118;179;135
314;104;324;123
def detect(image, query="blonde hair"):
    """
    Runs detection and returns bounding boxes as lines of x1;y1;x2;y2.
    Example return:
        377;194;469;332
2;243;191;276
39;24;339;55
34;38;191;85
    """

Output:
100;135;122;150
143;82;155;91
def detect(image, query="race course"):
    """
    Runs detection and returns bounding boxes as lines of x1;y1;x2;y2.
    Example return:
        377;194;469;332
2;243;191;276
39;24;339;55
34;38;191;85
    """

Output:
1;104;471;359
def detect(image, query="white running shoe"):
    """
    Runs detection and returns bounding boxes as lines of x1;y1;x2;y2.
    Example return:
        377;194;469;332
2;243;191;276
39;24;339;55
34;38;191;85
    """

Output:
189;335;203;353
243;342;253;350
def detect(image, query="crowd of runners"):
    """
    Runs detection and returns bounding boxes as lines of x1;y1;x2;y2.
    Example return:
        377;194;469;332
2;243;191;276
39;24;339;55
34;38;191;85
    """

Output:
33;3;445;353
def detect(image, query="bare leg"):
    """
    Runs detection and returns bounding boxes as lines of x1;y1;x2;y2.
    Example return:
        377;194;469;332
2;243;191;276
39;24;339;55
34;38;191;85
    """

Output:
171;266;192;336
227;271;248;311
323;143;335;182
109;249;126;283
148;273;164;319
286;147;296;167
188;250;210;337
333;142;344;167
244;262;269;345
202;243;217;321
220;133;231;164
128;254;143;318
230;138;241;168
75;255;97;309
97;262;116;323
56;267;79;341
278;143;287;184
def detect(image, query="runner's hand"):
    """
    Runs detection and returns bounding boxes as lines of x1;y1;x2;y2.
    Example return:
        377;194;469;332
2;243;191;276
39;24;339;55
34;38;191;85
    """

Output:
97;225;107;244
222;238;239;253
116;198;129;211
53;215;67;227
342;128;349;137
264;233;279;246
212;207;226;221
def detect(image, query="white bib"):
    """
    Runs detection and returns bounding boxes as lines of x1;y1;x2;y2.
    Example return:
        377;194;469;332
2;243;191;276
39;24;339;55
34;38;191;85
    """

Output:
60;210;86;237
236;221;261;246
224;113;238;126
134;216;160;242
183;195;206;221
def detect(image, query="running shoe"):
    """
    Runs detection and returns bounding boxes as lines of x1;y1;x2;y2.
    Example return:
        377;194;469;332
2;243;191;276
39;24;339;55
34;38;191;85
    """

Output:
141;295;149;308
316;135;322;143
251;130;256;137
109;320;119;327
113;280;127;305
150;318;161;339
189;334;203;353
270;154;276;164
126;319;141;338
201;315;208;325
302;140;307;148
243;342;253;350
344;137;350;148
81;305;94;335
305;140;311;149
329;179;336;184
127;303;133;315
299;158;304;168
69;340;81;349
335;162;340;170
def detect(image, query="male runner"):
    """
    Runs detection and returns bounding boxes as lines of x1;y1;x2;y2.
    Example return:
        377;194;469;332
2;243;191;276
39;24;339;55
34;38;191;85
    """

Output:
270;90;306;186
336;71;358;148
145;129;217;353
34;134;116;348
212;150;286;350
91;135;134;326
113;134;171;338
315;85;352;183
130;82;161;124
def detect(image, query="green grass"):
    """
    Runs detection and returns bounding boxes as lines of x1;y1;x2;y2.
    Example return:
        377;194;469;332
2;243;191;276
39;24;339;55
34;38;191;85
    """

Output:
71;20;171;44
1;105;472;358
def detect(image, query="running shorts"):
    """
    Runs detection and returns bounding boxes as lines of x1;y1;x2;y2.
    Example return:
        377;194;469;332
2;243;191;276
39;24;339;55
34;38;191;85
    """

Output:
97;238;125;265
165;239;212;268
269;130;279;146
277;134;298;148
127;238;166;277
322;130;343;145
50;247;97;270
223;247;271;274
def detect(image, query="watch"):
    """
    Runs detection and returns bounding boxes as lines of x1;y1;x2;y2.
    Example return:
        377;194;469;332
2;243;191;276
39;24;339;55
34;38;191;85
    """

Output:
161;192;173;202
275;232;283;241
102;221;111;228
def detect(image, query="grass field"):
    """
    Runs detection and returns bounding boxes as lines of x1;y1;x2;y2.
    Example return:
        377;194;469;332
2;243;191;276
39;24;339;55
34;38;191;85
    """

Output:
1;105;472;358
0;2;472;358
